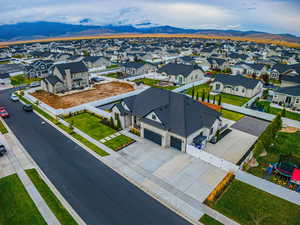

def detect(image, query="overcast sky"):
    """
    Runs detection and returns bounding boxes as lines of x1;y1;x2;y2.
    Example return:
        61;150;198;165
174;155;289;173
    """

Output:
1;0;300;35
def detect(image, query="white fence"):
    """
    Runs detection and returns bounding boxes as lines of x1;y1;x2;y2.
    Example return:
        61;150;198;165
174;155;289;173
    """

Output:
186;145;239;172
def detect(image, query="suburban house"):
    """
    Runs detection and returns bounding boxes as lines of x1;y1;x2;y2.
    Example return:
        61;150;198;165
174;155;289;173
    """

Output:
41;61;89;94
82;56;111;69
157;63;204;85
210;74;263;98
111;88;222;152
120;62;157;76
25;60;54;78
272;85;300;110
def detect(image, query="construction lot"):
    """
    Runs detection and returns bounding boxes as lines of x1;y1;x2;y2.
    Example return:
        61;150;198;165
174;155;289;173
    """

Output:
31;81;134;109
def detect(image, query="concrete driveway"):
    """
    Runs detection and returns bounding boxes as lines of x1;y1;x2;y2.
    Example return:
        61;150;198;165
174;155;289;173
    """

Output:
206;128;257;164
103;138;227;221
231;116;269;137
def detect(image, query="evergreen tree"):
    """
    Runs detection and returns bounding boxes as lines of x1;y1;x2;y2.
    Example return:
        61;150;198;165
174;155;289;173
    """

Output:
196;91;199;101
281;107;286;117
202;90;205;101
207;92;210;103
191;86;195;99
253;139;264;158
218;95;222;105
213;95;216;104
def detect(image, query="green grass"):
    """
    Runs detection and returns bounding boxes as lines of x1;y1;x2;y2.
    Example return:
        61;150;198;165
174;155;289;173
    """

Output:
0;60;10;64
199;214;224;225
212;180;300;225
17;94;109;156
133;78;179;90
104;134;134;151
26;169;78;225
105;73;120;78
0;174;47;225
0;119;8;134
106;64;120;69
185;84;249;106
257;101;300;121
10;74;41;86
65;112;116;140
219;93;249;106
221;109;244;121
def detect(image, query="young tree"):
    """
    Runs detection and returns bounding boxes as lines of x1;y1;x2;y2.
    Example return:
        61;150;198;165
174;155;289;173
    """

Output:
202;90;205;101
110;117;115;129
191;86;195;99
253;139;264;159
207;92;210;103
281;107;286;117
196;91;199;101
213;95;216;104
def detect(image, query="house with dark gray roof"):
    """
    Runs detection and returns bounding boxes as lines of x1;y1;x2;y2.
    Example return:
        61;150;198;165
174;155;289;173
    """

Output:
272;85;300;110
41;61;89;94
82;56;111;69
111;87;222;152
210;74;263;98
157;63;204;85
120;62;157;76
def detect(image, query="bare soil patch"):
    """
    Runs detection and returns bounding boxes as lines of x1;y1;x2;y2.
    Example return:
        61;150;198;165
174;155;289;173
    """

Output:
280;126;300;133
31;81;134;109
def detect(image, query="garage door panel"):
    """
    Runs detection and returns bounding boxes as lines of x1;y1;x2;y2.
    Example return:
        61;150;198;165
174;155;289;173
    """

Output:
170;136;182;151
144;129;162;145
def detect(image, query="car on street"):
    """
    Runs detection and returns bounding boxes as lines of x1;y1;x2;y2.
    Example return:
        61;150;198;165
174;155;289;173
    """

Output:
23;104;33;112
29;81;40;88
0;107;9;118
10;94;19;102
0;143;7;157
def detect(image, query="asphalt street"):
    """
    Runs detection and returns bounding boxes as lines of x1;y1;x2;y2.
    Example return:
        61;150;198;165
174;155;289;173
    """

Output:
0;88;193;225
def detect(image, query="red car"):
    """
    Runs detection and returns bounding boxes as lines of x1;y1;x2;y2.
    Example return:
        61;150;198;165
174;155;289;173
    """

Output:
0;107;9;118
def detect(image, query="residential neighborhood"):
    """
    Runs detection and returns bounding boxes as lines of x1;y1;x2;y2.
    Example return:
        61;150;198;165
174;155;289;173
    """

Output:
0;33;300;225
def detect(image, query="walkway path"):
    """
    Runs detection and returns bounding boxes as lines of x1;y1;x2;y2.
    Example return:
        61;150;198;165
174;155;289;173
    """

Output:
235;170;300;205
1;132;61;225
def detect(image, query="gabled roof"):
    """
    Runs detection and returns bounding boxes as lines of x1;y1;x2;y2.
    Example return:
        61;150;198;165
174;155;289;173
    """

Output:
43;75;63;86
119;87;220;137
157;63;203;77
212;74;260;89
54;61;88;77
121;62;147;69
275;85;300;96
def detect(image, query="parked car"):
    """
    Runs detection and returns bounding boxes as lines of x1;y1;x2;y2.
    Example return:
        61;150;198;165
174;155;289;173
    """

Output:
23;104;33;112
91;77;105;83
10;93;19;102
30;81;40;88
0;143;7;157
0;107;9;118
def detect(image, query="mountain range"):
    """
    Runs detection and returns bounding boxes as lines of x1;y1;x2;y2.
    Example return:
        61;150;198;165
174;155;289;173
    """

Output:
0;21;299;43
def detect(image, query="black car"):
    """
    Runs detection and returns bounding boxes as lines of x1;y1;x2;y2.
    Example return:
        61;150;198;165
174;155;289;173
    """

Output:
0;143;7;157
23;104;33;112
91;77;104;83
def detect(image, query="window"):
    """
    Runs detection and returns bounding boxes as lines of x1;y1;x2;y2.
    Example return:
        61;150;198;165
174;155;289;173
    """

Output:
235;87;239;91
215;84;220;90
296;99;300;104
152;114;156;120
242;88;245;93
210;127;213;135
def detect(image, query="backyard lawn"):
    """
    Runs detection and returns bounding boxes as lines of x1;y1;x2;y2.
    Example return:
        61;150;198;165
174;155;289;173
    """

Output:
185;84;249;106
220;109;244;121
248;131;300;178
211;179;300;225
104;134;135;151
133;78;179;90
0;174;47;225
199;214;223;225
10;74;41;86
26;169;78;225
65;112;116;140
256;101;300;121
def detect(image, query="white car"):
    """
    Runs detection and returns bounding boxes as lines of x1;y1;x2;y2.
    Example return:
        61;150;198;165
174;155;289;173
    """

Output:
10;94;19;102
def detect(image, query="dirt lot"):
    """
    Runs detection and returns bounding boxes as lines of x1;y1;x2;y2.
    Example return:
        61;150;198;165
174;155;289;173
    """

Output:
31;81;134;109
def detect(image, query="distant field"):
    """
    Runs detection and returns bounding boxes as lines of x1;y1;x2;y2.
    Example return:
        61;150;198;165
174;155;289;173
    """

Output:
1;33;300;48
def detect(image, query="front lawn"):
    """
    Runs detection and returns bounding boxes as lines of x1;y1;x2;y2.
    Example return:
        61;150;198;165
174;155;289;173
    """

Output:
211;179;300;225
0;119;8;134
220;109;244;121
10;74;41;86
0;174;47;225
26;169;78;225
199;214;223;225
104;134;135;151
65;112;116;140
